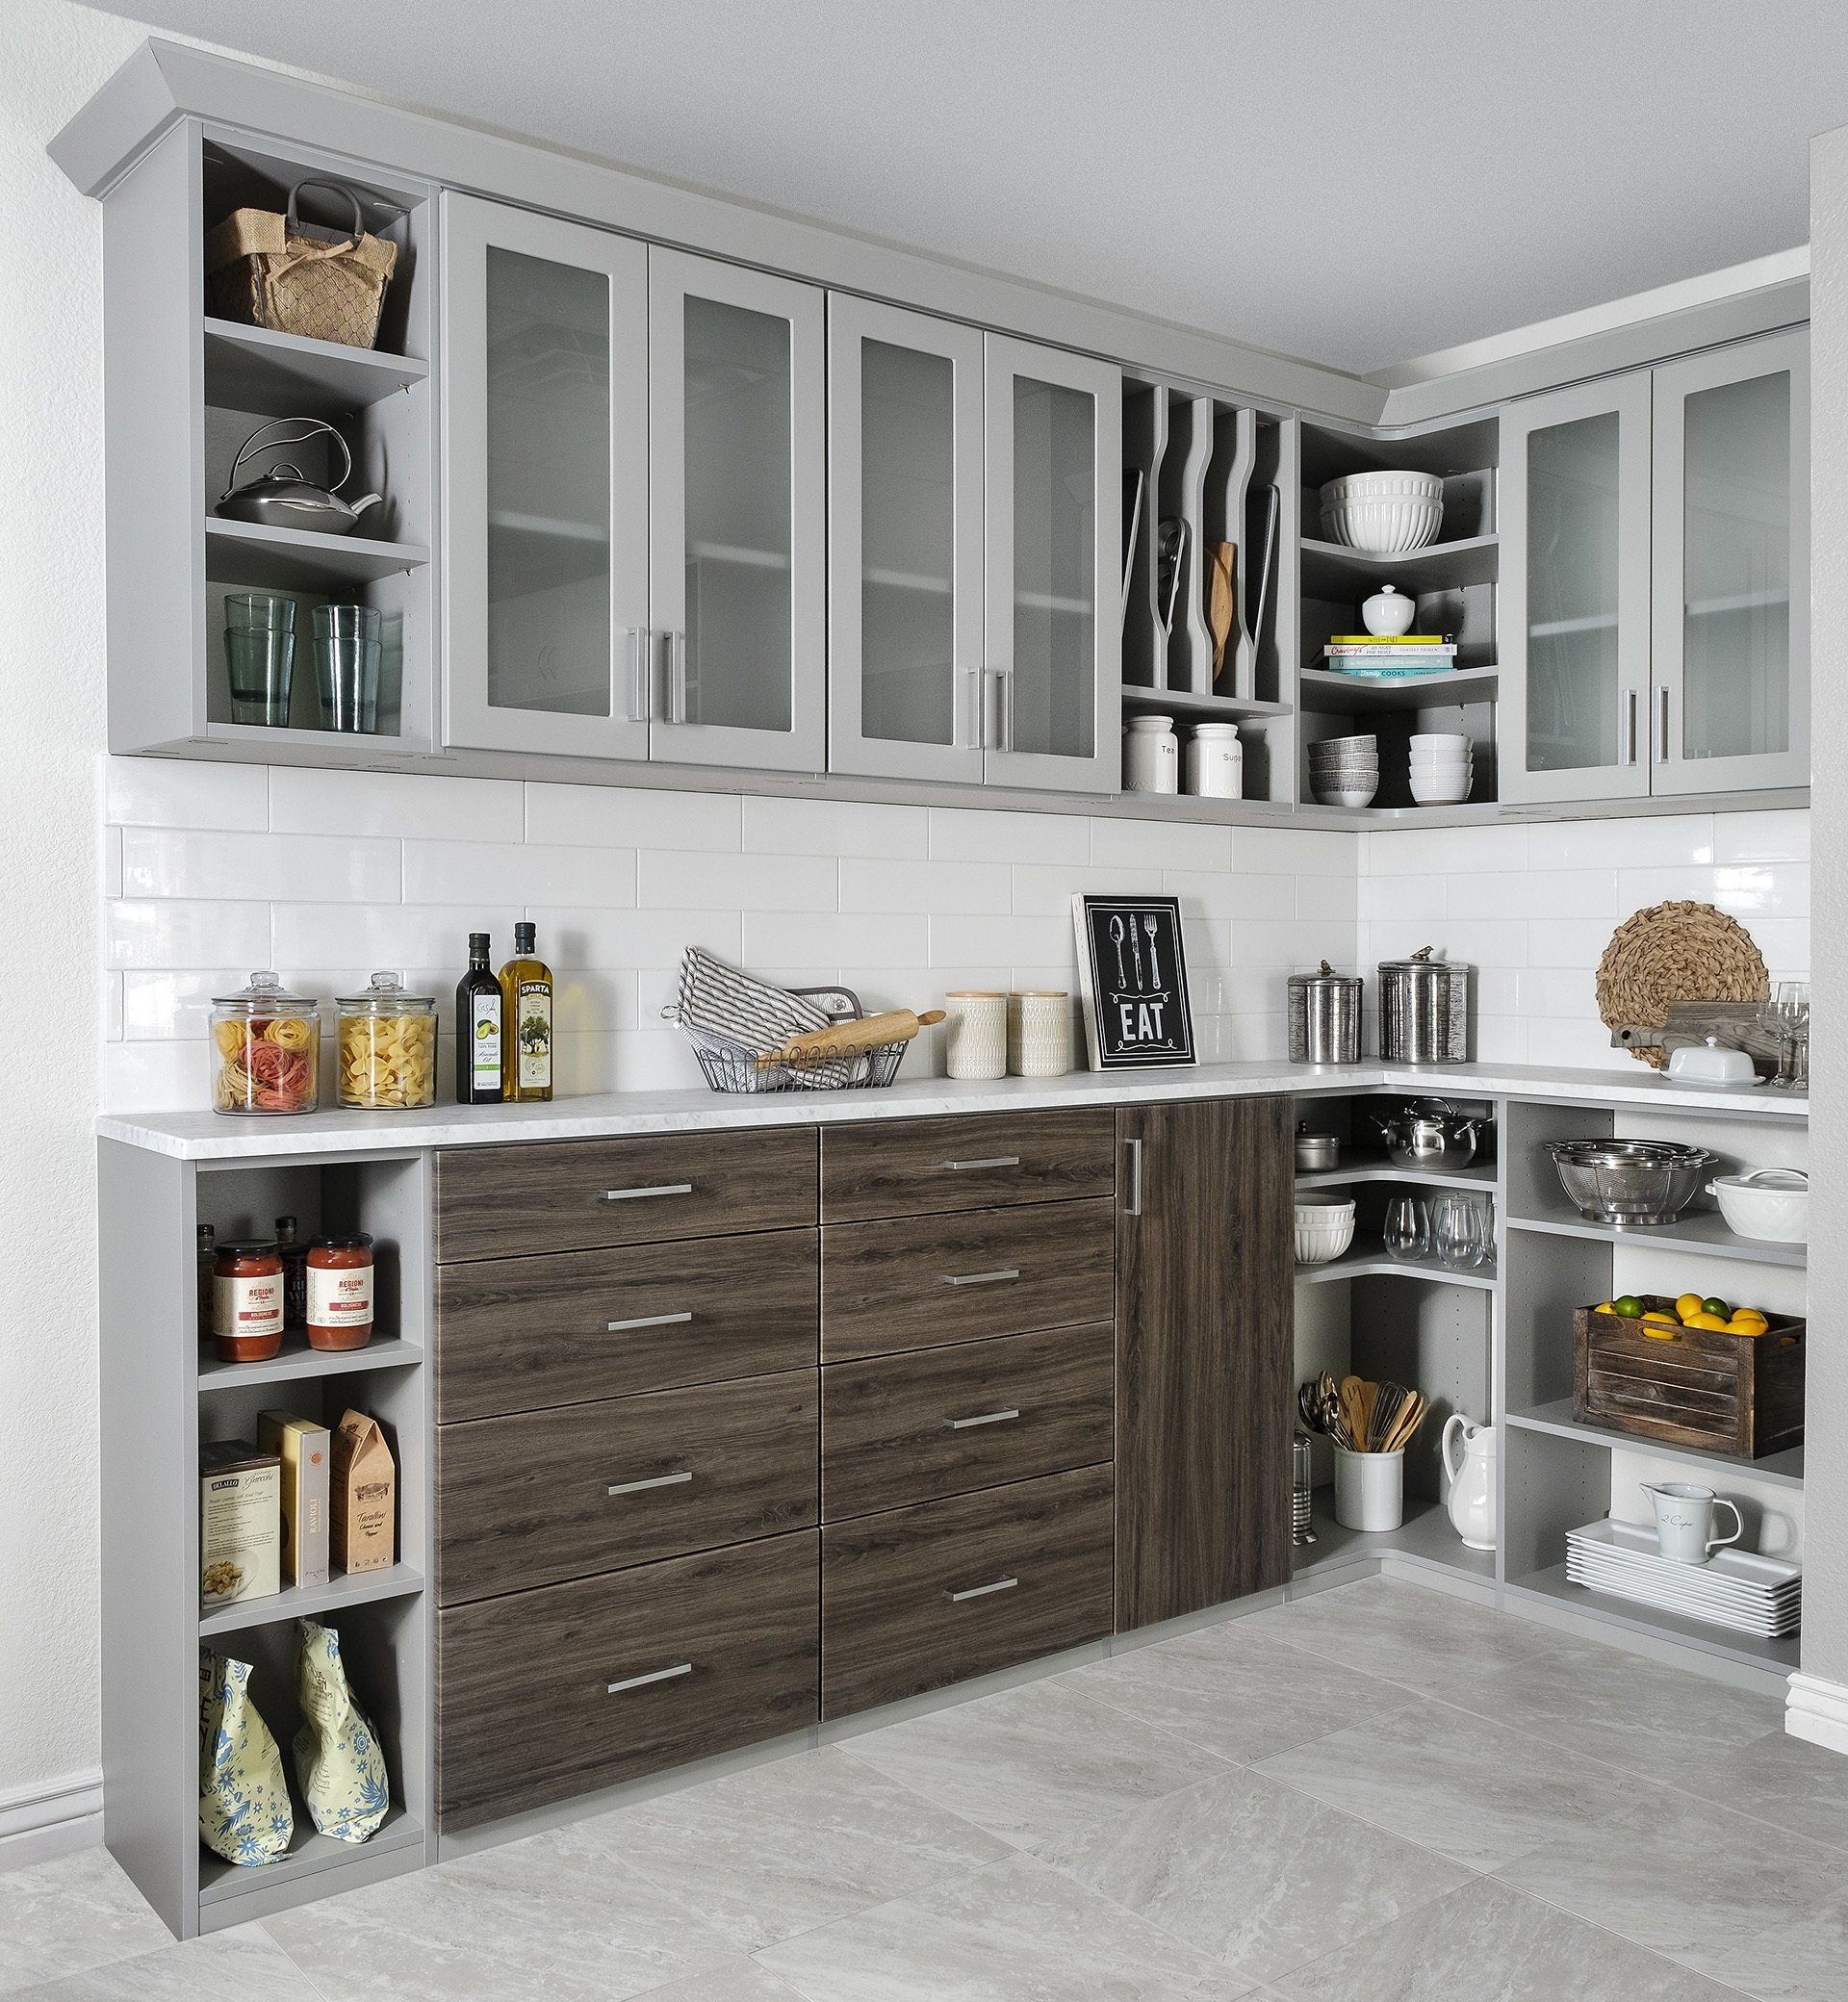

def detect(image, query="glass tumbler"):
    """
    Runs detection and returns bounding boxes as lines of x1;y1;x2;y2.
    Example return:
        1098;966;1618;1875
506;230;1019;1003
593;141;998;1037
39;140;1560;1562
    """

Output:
223;593;296;725
1431;1193;1485;1269
313;603;382;732
1383;1195;1428;1263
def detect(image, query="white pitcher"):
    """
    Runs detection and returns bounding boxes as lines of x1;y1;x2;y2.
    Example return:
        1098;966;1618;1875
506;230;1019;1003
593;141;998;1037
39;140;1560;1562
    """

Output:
1442;1415;1498;1551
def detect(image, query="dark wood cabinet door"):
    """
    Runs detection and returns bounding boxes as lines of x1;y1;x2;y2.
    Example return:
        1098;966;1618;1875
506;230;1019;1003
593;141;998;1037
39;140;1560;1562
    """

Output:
1114;1095;1293;1630
820;1110;1116;1222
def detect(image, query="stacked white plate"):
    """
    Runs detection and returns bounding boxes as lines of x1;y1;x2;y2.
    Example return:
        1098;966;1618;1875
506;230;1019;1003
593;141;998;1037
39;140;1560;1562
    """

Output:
1565;1518;1800;1638
1409;732;1473;806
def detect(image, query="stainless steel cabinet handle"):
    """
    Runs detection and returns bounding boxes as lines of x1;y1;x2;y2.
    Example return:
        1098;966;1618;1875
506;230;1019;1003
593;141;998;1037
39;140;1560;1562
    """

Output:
982;667;1015;752
946;1576;1018;1604
941;1155;1019;1172
1622;687;1638;766
606;1470;693;1497
607;1661;693;1695
962;665;983;750
945;1407;1021;1430
669;629;689;723
626;626;654;722
1654;684;1670;764
599;1183;694;1203
941;1267;1020;1287
604;1310;694;1333
1123;1137;1144;1217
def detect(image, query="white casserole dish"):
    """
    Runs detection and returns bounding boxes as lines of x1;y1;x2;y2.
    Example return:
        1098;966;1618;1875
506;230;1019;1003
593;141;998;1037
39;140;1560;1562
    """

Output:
1707;1169;1808;1245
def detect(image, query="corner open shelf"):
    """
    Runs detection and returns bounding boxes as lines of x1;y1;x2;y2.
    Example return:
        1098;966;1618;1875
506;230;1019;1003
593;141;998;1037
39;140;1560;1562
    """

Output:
1507;1201;1807;1270
1296;1498;1495;1587
1299;532;1500;598
1298;666;1500;715
1506;1399;1804;1490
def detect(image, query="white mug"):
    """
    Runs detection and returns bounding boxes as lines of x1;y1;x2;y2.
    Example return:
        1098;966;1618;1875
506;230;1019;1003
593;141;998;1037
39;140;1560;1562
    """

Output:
1644;1481;1742;1565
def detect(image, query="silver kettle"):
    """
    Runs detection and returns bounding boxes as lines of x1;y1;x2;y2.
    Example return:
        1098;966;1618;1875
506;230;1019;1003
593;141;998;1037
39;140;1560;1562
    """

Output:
216;418;382;535
1373;1096;1485;1169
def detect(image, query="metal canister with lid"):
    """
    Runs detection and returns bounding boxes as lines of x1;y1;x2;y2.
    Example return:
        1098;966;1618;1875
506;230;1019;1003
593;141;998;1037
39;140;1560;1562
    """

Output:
1288;962;1363;1065
1377;945;1472;1064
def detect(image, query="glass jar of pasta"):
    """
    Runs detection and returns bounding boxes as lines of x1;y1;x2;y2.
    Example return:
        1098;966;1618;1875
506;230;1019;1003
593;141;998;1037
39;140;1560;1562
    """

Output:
336;972;437;1110
210;972;320;1115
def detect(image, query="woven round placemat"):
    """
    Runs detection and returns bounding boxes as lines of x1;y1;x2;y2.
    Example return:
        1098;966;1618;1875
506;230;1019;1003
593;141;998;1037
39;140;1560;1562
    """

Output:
1595;901;1769;1066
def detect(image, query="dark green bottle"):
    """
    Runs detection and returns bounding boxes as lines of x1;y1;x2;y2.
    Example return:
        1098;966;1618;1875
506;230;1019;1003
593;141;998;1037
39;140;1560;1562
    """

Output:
455;933;504;1104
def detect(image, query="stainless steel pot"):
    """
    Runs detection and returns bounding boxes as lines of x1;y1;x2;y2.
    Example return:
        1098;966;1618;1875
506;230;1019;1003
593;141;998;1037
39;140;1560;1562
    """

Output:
1377;946;1471;1064
1547;1139;1715;1226
1373;1096;1484;1169
1288;962;1363;1065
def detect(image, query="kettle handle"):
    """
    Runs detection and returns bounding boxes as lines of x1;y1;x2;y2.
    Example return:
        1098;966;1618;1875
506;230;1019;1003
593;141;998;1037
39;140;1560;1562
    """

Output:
223;417;355;501
1443;1412;1469;1485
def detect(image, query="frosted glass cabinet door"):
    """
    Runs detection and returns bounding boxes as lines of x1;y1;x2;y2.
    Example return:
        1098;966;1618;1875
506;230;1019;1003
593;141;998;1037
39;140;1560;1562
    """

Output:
1498;372;1653;805
647;248;826;772
827;295;985;783
442;194;651;757
983;335;1123;792
1651;330;1809;796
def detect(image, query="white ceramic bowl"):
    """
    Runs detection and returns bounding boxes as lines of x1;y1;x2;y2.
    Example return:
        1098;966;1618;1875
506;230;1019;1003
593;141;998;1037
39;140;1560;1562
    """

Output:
1410;733;1471;752
1319;472;1444;555
1313;780;1379;808
1317;733;1378;753
1707;1169;1808;1244
1295;1200;1357;1266
1409;772;1473;805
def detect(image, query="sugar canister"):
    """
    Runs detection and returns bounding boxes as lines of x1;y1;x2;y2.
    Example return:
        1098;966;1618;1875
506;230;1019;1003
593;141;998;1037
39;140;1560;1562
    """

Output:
1377;946;1472;1064
1287;962;1363;1065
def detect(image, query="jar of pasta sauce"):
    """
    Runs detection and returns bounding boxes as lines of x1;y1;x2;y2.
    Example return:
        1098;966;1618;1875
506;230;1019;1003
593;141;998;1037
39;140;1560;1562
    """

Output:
306;1234;375;1351
213;1242;285;1362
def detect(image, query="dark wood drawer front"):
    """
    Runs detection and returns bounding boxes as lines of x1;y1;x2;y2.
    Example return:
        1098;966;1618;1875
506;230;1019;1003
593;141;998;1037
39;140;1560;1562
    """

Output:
434;1128;817;1263
435;1229;818;1423
823;1322;1114;1521
821;1466;1114;1718
821;1197;1115;1362
821;1109;1116;1222
437;1530;819;1830
436;1371;818;1604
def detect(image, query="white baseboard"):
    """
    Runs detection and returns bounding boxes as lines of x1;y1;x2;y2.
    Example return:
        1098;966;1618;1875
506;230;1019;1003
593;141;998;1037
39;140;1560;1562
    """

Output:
0;1772;104;1870
1786;1672;1848;1758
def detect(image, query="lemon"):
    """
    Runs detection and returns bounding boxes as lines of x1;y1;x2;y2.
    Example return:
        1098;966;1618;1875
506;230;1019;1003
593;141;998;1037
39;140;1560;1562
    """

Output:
1641;1325;1681;1341
1593;1301;1619;1317
1676;1292;1705;1322
1687;1311;1731;1332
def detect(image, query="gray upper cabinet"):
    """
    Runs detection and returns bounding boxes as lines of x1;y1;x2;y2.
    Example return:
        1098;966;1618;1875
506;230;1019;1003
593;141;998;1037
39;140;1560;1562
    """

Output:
1498;372;1653;806
1650;329;1808;796
1499;330;1808;808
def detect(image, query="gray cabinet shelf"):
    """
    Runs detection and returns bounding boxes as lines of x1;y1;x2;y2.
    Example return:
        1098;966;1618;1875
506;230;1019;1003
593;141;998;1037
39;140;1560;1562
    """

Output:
1294;1497;1494;1586
202;318;428;417
1296;1245;1498;1289
1294;1150;1498;1193
198;1562;424;1638
197;1803;424;1908
196;1333;424;1390
1119;682;1292;722
1506;1398;1804;1490
1506;1202;1805;1270
1300;532;1499;598
1298;666;1500;715
204;517;431;588
1506;1564;1800;1674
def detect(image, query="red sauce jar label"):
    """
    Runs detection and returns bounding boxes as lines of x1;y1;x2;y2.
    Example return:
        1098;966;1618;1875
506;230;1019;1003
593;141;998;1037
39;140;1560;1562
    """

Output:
216;1271;283;1338
307;1265;373;1329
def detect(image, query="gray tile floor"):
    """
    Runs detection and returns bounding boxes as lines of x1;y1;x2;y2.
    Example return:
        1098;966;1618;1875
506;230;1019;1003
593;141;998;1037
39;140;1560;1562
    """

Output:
8;1576;1848;2001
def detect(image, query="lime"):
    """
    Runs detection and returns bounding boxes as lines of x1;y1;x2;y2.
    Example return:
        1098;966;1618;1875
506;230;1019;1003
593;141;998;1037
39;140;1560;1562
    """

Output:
1701;1296;1730;1320
1612;1296;1644;1319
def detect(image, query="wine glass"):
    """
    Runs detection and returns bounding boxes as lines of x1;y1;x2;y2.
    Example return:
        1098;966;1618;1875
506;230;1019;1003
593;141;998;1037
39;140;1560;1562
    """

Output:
1779;980;1810;1090
1431;1193;1486;1270
1383;1195;1428;1263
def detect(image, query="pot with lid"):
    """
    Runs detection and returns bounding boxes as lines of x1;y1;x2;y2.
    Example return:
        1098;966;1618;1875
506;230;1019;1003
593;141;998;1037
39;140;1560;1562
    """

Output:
1289;962;1363;1065
216;417;383;535
1378;946;1471;1064
1374;1097;1485;1169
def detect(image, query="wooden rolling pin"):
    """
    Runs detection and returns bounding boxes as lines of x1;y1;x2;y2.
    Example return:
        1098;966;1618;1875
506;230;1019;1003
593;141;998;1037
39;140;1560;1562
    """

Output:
767;1008;945;1065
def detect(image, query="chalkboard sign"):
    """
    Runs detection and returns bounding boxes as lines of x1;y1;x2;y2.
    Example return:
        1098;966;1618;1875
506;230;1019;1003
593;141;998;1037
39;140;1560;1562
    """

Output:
1071;895;1194;1070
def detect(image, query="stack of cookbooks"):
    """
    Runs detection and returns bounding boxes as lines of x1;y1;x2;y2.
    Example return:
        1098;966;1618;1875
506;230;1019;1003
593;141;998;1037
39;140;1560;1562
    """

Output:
1322;634;1458;681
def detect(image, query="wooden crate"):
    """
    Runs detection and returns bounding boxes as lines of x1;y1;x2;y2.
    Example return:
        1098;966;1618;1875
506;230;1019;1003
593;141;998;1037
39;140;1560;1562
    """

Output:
1573;1294;1805;1460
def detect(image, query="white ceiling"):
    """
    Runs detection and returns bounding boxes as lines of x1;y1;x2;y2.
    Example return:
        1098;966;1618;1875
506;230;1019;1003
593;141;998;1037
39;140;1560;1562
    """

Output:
87;0;1848;375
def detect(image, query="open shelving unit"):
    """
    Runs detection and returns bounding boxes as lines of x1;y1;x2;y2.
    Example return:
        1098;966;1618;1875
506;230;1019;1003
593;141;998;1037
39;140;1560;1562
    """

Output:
99;1140;435;1938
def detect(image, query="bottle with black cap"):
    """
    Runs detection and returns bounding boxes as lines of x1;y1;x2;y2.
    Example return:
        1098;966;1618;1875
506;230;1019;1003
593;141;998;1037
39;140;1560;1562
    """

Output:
499;922;553;1103
455;932;504;1104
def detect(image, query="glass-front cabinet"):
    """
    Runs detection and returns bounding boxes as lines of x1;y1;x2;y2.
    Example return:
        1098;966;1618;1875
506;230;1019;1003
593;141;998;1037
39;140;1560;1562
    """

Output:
1650;329;1808;796
1500;330;1808;807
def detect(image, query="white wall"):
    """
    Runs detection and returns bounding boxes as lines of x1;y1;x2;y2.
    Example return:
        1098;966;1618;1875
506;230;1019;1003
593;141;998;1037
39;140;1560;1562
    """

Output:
0;0;148;1835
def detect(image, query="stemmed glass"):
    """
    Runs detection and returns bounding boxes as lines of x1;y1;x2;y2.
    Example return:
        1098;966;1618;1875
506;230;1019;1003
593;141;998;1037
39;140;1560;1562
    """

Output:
1383;1195;1428;1263
1759;980;1810;1088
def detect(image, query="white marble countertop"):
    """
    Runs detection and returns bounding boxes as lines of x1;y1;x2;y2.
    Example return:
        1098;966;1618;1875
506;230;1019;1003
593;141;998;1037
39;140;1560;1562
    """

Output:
96;1059;1808;1160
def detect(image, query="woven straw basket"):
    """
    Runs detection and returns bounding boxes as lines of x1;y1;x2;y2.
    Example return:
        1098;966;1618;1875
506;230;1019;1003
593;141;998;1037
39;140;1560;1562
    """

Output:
1595;900;1769;1067
205;179;398;350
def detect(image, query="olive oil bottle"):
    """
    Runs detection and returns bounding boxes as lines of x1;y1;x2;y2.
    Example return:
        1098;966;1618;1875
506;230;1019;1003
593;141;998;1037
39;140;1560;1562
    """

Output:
455;933;503;1104
500;922;553;1102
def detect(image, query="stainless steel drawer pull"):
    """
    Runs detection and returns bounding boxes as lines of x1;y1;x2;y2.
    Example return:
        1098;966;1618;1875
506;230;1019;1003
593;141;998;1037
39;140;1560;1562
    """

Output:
945;1407;1021;1430
946;1576;1018;1604
606;1470;694;1497
599;1182;694;1203
941;1154;1020;1171
604;1310;695;1332
941;1267;1020;1287
607;1661;694;1695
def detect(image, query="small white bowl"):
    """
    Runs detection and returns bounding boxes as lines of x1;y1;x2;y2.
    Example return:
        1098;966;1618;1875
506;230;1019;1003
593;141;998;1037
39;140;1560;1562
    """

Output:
1707;1170;1807;1244
1320;471;1445;555
1409;774;1473;805
1410;733;1471;751
1295;1199;1357;1266
1313;781;1379;808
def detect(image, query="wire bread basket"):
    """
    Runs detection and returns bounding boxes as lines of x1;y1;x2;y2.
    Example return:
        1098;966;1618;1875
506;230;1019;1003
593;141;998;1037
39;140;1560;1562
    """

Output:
665;948;914;1095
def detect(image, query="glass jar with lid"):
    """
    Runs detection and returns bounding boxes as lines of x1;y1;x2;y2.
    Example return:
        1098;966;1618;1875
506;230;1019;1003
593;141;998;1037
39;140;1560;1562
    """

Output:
337;972;437;1109
210;972;320;1115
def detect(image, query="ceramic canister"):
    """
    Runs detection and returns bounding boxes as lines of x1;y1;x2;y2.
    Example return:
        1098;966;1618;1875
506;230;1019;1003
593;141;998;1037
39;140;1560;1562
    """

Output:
1123;714;1179;794
943;990;1008;1080
1008;991;1073;1077
1185;722;1243;799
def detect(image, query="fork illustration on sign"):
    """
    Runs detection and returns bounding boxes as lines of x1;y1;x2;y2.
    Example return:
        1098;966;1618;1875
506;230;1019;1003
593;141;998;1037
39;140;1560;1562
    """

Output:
1142;914;1162;988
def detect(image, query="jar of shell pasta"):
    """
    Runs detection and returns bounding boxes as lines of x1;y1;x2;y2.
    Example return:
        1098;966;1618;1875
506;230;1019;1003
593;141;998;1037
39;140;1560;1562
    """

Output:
336;972;437;1110
209;972;320;1115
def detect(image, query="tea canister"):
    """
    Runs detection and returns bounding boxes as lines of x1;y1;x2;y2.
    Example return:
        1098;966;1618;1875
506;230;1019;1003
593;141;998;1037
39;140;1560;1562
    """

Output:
1377;945;1472;1064
1287;962;1363;1065
1123;714;1179;794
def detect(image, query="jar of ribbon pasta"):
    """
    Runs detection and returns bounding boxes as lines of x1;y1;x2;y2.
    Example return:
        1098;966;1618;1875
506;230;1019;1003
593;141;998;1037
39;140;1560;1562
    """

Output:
336;972;437;1110
210;972;320;1116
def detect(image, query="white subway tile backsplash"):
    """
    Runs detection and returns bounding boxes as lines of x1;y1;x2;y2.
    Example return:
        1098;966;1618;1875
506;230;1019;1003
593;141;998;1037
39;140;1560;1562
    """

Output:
121;968;245;1040
930;807;1087;864
840;856;1008;915
744;795;928;860
1295;873;1358;922
108;898;271;971
528;783;741;852
644;849;835;912
540;907;743;969
741;911;929;970
1163;868;1296;923
1009;863;1144;914
927;912;1073;968
105;756;268;832
1236;826;1354;877
1090;818;1233;872
1527;813;1714;871
406;839;634;908
1445;869;1618;922
102;825;122;898
270;768;524;843
1359;873;1447;922
1714;810;1810;863
123;828;399;904
272;902;522;971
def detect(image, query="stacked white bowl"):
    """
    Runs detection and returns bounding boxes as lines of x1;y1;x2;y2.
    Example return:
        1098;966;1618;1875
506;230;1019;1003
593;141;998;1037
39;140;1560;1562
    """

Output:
1318;471;1444;554
1408;732;1473;805
1308;732;1378;808
1296;1198;1356;1266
